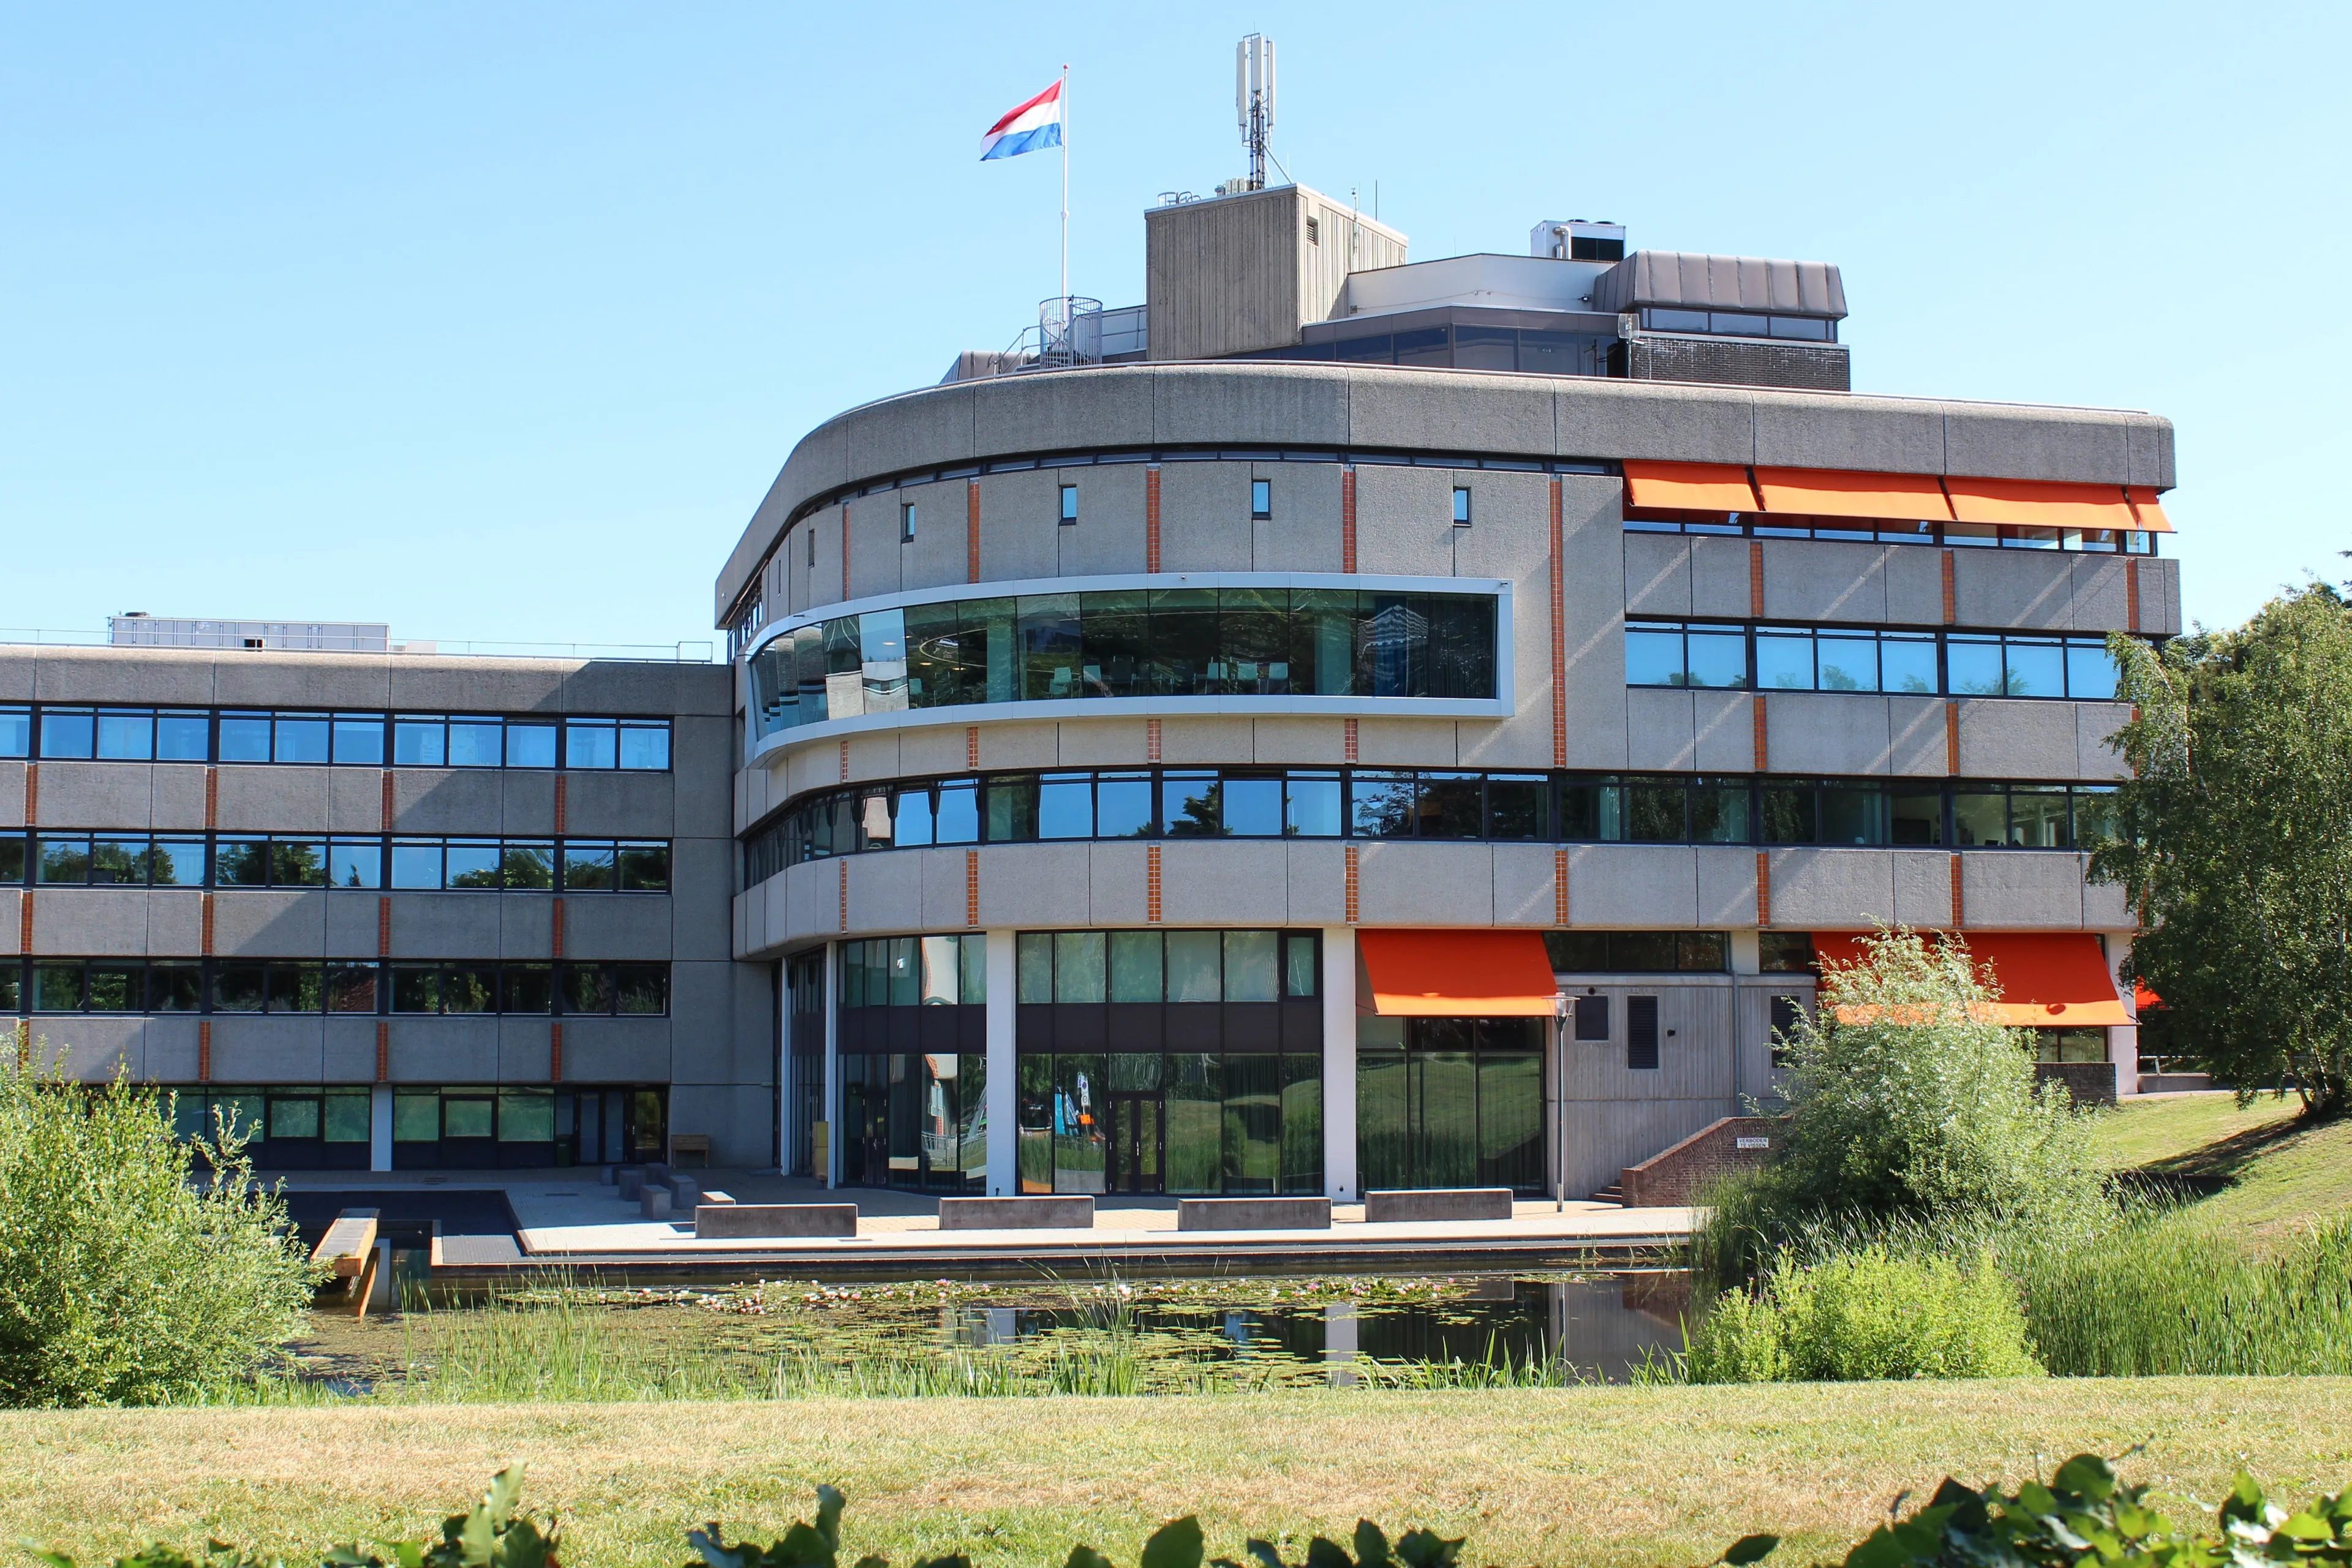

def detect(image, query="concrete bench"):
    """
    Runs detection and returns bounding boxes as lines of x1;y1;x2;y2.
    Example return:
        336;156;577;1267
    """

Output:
1364;1188;1515;1223
307;1207;382;1319
694;1202;858;1239
938;1195;1094;1231
1177;1196;1332;1231
640;1187;674;1219
669;1134;710;1168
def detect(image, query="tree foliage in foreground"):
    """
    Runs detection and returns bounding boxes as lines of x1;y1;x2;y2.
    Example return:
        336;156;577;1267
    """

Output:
2094;585;2352;1118
0;1047;319;1408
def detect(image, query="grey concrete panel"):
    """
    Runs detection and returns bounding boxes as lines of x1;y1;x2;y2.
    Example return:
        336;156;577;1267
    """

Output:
1942;405;2133;483
1455;715;1552;772
1888;697;1948;777
1622;533;1693;619
1956;700;2081;778
1759;538;1890;624
1352;842;1491;927
666;1083;772;1168
1751;393;1945;473
499;1019;554;1082
974;366;1155;455
1561;1098;1735;1199
976;470;1062;583
782;741;835;801
896;478;972;594
50;1017;144;1082
37;763;153;829
566;660;729;718
843;850;922;938
209;1017;328;1084
1055;462;1150;577
555;1019;672;1085
0;761;23;829
1449;469;1556;771
1085;840;1152;927
672;715;736;839
1765;692;1891;775
2068;556;2133;633
1156;461;1255;573
1352;717;1458;766
1696;847;1759;928
2083;876;2133;930
0;655;29;703
1893;851;1954;927
1885;545;1947;625
896;725;968;780
562;771;676;839
669;839;735;959
1625;688;1698;771
386;658;570;714
326;769;386;835
34;648;217;704
2153;557;2184;636
1565;846;1700;927
390;769;506;835
971;720;1059;771
386;1017;503;1083
31;889;152;956
2075;704;2132;780
1054;718;1152;766
1555;379;1754;464
848;383;977;488
977;842;1092;929
1492;842;1560;927
801;508;846;613
1689;536;1754;621
1693;690;1754;773
1352;464;1461;577
1152;362;1351;447
1951;551;2075;630
783;861;827;948
141;1017;202;1082
1961;854;2087;928
494;771;556;837
148;889;205;956
499;896;555;960
1161;840;1289;927
842;495;903;603
563;895;673;960
151;766;211;832
383;892;501;959
0;891;17;956
1559;475;1629;770
1349;369;1552;456
1768;848;1897;929
1284;841;1348;925
1249;717;1349;766
212;891;328;956
214;766;330;833
916;846;973;934
1251;461;1344;571
322;891;381;959
212;655;392;710
2125;417;2174;490
1158;716;1254;765
669;959;775;1085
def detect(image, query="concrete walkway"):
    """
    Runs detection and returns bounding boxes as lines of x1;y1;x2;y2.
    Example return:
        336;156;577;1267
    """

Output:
272;1170;1697;1276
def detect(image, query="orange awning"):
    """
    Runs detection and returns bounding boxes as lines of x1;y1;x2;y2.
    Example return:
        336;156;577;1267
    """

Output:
2133;979;2163;1013
2125;487;2176;533
1753;467;1956;522
1623;460;1760;513
1812;932;2130;1028
1944;478;2139;532
1357;930;1560;1017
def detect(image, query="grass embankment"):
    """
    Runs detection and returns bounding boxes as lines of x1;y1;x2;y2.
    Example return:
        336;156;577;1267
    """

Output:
8;1383;2352;1568
2089;1093;2352;1242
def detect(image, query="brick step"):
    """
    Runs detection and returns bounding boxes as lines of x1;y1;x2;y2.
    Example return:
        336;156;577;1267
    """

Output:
1589;1185;1624;1205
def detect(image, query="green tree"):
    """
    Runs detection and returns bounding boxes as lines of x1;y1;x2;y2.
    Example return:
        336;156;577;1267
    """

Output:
2092;585;2352;1119
0;1047;320;1406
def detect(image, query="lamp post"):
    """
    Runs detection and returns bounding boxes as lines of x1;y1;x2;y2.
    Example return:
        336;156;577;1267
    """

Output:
1553;990;1570;1212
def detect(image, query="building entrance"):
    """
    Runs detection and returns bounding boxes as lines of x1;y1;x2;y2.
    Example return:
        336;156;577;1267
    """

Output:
1106;1091;1163;1193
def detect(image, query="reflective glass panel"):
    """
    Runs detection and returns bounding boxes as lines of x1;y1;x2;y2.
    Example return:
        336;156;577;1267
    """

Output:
332;715;385;764
447;718;503;767
1284;773;1341;837
1096;772;1155;838
39;709;95;758
393;718;445;766
1222;775;1283;836
218;714;271;762
274;715;330;763
1953;790;2007;847
1223;930;1279;1002
505;722;558;769
156;712;210;760
390;842;443;889
1947;637;2006;696
1686;627;1750;688
1037;773;1094;839
1109;930;1163;1002
1815;631;1880;692
1881;635;1939;694
2066;641;2120;699
1052;932;1106;1003
1755;630;1815;690
565;720;617;769
562;842;615;891
444;840;502;888
2004;639;2065;698
96;710;154;761
1166;930;1221;1003
619;723;669;770
502;842;556;890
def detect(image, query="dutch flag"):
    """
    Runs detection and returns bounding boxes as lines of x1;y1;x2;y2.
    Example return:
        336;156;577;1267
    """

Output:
979;79;1063;161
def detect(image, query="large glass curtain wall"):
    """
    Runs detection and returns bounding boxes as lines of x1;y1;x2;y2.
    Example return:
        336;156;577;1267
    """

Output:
170;1084;666;1170
834;936;987;1190
1357;1017;1548;1193
747;588;1499;738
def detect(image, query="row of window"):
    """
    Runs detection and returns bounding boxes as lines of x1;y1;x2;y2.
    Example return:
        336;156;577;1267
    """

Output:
1627;515;2157;554
1016;929;1319;1006
1628;623;2125;699
3;959;669;1016
1251;324;1616;375
0;709;671;769
1;834;669;892
742;768;2122;881
171;1084;669;1170
746;588;1500;739
1637;307;1839;342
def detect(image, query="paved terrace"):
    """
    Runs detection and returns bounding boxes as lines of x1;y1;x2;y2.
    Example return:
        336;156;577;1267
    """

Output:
272;1170;1695;1279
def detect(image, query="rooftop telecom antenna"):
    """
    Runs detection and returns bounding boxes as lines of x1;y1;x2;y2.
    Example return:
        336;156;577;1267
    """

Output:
1236;34;1275;191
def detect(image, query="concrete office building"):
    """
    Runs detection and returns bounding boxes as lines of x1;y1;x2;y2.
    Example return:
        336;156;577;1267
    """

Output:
3;184;2177;1197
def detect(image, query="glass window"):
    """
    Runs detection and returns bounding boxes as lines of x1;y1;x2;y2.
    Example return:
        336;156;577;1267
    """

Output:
1059;485;1080;525
1284;933;1317;997
1953;789;2007;848
443;965;496;1014
617;842;669;891
0;708;29;758
32;961;85;1011
1349;772;1415;838
393;1092;440;1144
332;714;385;765
274;714;330;764
1223;930;1279;1001
1686;626;1750;688
213;838;268;887
1559;778;1622;841
984;775;1038;842
1250;478;1271;519
1037;773;1094;840
268;1097;322;1141
1761;783;1817;844
560;963;614;1016
502;842;556;891
501;963;552;1014
323;1090;371;1144
2004;639;2065;698
1820;784;1890;845
1485;774;1548;840
85;963;140;1012
1947;636;2005;696
1163;771;1219;837
2010;786;2071;848
1755;630;1815;690
270;840;328;888
1016;932;1054;1003
328;840;381;889
1095;772;1155;838
0;835;21;884
1052;932;1106;1003
500;1089;556;1142
562;841;616;891
391;964;442;1013
935;779;980;843
211;963;266;1013
39;709;95;759
565;718;616;770
1689;780;1751;843
216;712;270;763
505;722;558;769
1759;932;1815;973
393;717;446;767
156;712;210;760
1625;778;1686;842
36;836;91;884
1814;631;1880;693
443;1097;494;1139
388;840;442;889
90;837;147;886
96;710;154;761
326;965;380;1014
1881;634;1939;695
1222;774;1283;836
1891;790;1944;846
268;962;325;1014
1109;930;1163;1002
443;840;502;889
2066;640;2120;700
1166;930;1221;1003
447;717;503;768
2073;787;2118;845
151;962;203;1012
614;963;667;1016
619;722;671;771
1283;772;1341;837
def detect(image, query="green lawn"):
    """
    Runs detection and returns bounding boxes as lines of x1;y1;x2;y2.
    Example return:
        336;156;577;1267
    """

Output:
7;1384;2352;1568
2092;1092;2352;1242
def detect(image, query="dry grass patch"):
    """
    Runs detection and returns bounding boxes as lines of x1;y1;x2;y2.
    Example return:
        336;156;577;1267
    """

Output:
7;1382;2352;1567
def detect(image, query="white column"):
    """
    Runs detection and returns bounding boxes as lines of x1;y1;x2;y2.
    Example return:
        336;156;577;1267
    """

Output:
984;928;1017;1196
2105;933;2141;1097
1321;925;1357;1200
820;941;839;1187
369;1084;393;1172
774;960;792;1173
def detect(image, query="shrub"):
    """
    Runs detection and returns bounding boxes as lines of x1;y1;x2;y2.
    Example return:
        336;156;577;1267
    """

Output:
1684;1245;2043;1383
0;1049;320;1407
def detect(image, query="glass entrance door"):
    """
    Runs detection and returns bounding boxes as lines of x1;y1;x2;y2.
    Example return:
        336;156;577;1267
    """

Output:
1107;1091;1163;1193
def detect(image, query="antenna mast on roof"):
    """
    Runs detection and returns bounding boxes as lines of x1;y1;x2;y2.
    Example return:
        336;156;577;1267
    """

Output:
1236;34;1275;191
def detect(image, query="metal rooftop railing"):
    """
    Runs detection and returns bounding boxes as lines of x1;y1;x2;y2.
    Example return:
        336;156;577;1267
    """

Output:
0;628;719;664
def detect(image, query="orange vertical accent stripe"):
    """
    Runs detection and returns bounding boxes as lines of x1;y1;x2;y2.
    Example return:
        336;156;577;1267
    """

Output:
198;1020;211;1083
1950;853;1966;927
379;769;393;831
202;893;214;956
1752;695;1768;771
23;761;36;826
965;725;981;769
1945;699;1960;775
1340;466;1357;573
1344;845;1361;925
967;478;982;584
1549;475;1567;768
375;895;389;957
964;848;980;928
1145;465;1163;572
1553;847;1569;927
837;861;848;933
2125;559;2141;633
204;766;217;828
1145;718;1162;763
550;1022;564;1084
1146;843;1163;924
1940;549;1957;625
1748;538;1765;619
18;889;31;954
553;773;567;835
1756;850;1772;927
551;899;565;959
375;1020;388;1083
839;738;850;782
1343;718;1359;764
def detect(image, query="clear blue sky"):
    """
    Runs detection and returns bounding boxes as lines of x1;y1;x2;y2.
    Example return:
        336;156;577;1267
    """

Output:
4;1;2345;652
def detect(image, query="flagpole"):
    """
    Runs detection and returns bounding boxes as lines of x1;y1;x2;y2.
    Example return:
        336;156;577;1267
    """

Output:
1059;62;1070;316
